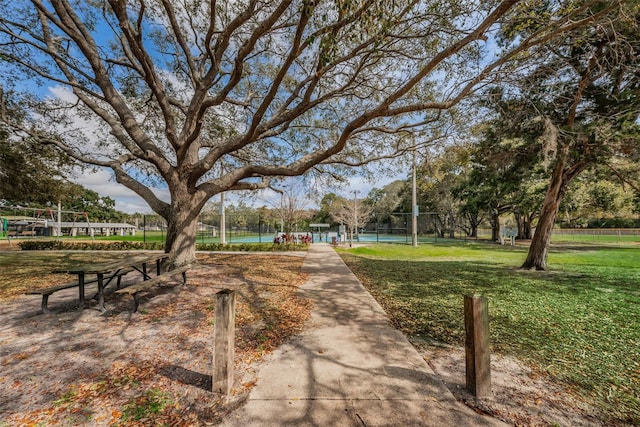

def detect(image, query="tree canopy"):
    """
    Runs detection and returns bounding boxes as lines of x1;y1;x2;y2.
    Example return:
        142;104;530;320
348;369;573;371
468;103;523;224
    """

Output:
0;86;73;205
0;0;629;264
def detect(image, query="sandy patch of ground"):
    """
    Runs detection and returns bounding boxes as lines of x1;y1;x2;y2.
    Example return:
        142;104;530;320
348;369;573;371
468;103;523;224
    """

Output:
0;253;310;426
416;342;617;427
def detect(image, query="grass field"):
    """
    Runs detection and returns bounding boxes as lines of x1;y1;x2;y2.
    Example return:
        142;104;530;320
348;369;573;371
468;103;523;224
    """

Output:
338;242;640;425
551;229;640;244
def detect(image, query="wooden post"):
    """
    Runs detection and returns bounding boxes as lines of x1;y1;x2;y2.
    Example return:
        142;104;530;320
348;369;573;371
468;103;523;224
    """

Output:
213;289;235;398
464;294;491;399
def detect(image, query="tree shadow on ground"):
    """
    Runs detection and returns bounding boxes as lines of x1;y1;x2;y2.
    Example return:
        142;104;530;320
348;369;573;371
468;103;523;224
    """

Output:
159;365;211;391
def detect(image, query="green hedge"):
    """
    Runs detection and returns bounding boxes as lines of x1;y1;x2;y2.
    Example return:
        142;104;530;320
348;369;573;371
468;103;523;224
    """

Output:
196;242;308;252
18;241;165;251
18;240;308;252
586;218;640;228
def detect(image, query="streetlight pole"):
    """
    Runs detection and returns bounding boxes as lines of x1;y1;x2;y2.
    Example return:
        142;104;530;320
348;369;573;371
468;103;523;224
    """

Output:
412;149;418;247
220;192;226;244
280;192;285;235
219;161;227;245
57;200;62;239
353;190;359;244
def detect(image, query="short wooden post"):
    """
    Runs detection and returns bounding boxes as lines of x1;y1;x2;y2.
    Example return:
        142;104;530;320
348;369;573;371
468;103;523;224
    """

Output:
213;289;235;398
464;294;491;399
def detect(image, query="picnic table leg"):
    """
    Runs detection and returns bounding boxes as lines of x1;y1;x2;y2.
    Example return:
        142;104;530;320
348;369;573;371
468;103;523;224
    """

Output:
41;294;52;314
97;273;106;312
78;273;85;310
142;263;148;280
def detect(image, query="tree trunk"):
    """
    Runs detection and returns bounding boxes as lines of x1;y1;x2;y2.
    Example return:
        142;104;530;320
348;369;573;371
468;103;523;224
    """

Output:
464;212;481;238
522;152;568;270
515;211;533;240
522;134;591;269
523;212;534;240
490;211;500;242
164;192;202;267
467;217;478;238
515;211;524;239
448;212;456;239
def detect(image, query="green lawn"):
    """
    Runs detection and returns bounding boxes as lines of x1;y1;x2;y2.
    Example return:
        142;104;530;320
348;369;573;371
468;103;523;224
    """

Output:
338;242;640;425
551;230;640;244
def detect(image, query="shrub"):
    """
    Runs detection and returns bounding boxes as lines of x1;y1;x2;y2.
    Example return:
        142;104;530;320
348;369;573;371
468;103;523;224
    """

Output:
195;242;308;252
586;217;640;228
18;241;164;251
19;240;308;252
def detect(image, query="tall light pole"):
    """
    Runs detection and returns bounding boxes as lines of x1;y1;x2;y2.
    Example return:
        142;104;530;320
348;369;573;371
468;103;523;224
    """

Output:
412;149;418;247
220;192;226;244
57;200;62;239
280;192;285;234
353;190;359;244
219;161;227;245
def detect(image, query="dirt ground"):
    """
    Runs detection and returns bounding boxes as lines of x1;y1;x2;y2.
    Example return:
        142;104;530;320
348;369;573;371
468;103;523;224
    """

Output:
0;253;311;426
1;276;226;425
0;249;623;426
415;341;612;427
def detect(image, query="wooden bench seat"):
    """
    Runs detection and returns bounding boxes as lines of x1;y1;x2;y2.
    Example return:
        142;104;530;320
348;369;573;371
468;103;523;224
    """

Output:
27;267;135;313
26;282;82;314
115;265;190;312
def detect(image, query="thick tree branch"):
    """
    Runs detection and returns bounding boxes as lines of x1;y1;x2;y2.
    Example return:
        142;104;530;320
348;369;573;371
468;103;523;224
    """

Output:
108;0;180;150
112;165;171;218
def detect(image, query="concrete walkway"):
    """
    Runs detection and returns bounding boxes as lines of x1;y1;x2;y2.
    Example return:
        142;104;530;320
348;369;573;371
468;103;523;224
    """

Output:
221;244;506;427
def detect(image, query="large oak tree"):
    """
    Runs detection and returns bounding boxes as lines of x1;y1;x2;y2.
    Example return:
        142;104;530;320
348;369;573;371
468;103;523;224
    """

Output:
497;2;640;270
0;0;621;265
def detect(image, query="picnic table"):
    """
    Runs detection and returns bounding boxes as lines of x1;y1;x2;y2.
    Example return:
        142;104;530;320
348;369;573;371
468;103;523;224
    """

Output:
46;253;169;312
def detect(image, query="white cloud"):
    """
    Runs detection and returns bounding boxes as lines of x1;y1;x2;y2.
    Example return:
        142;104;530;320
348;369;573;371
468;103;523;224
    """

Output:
73;168;169;214
345;175;403;198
